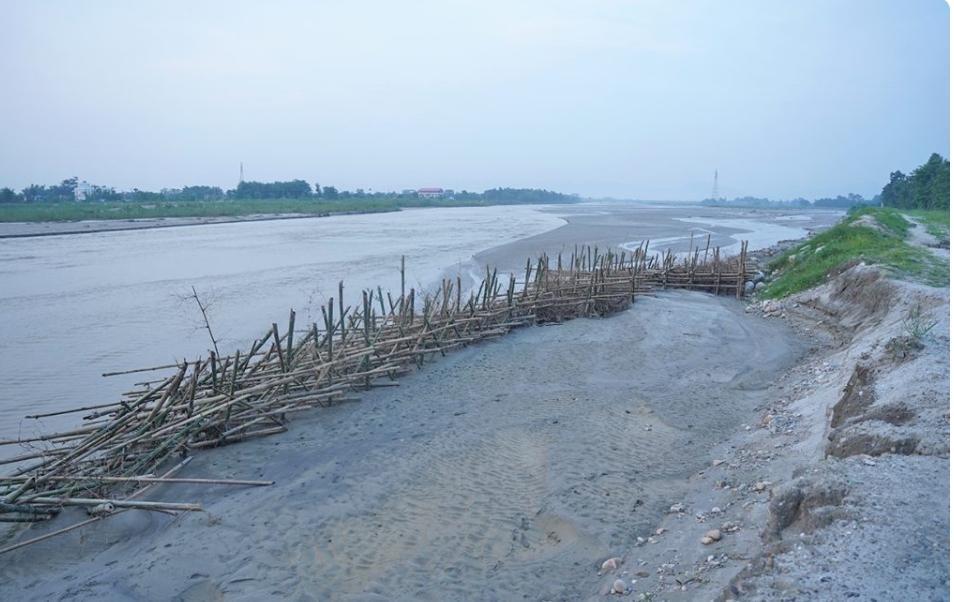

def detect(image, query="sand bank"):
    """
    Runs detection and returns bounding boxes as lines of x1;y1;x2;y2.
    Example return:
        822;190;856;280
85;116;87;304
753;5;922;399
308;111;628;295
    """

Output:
0;290;806;601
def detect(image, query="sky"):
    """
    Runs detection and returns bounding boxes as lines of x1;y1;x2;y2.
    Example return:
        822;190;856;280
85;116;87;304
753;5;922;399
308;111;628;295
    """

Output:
0;0;949;201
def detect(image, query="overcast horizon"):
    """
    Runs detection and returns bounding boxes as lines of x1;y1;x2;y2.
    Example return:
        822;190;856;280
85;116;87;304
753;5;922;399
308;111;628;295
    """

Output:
0;1;949;201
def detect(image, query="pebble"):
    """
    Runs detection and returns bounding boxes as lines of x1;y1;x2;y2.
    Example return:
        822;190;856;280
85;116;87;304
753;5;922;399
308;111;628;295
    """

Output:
635;570;650;578
601;557;623;571
612;579;628;594
705;529;723;541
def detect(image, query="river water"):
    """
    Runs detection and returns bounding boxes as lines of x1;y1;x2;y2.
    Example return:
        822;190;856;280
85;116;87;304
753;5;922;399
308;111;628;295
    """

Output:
0;206;566;445
0;203;841;454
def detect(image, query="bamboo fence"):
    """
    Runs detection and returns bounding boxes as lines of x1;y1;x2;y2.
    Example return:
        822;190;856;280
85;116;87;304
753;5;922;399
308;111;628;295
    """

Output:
0;241;753;552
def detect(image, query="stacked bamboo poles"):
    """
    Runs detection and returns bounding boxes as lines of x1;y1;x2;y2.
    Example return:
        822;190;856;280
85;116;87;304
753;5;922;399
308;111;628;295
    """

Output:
0;240;755;543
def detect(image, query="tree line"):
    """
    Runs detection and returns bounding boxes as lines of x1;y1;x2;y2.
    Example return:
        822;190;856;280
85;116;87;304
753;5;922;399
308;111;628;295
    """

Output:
0;178;579;205
702;152;950;211
879;153;949;211
701;192;874;209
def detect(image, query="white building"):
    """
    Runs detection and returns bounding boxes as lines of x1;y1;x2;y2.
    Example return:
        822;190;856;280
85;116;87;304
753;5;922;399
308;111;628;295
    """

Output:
74;180;93;201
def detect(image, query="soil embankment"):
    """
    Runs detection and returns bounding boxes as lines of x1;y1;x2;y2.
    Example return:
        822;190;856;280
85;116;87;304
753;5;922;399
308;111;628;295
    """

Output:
585;245;950;600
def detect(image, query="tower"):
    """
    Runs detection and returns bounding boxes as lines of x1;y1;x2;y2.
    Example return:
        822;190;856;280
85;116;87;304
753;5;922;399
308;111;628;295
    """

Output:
239;162;244;185
711;169;719;201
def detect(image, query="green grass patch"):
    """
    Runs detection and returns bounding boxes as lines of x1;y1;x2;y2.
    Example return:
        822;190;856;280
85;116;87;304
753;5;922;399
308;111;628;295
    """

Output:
850;205;911;236
761;206;949;297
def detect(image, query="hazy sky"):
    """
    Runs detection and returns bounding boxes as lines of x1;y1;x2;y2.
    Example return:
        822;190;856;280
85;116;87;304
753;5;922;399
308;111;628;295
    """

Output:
0;1;949;200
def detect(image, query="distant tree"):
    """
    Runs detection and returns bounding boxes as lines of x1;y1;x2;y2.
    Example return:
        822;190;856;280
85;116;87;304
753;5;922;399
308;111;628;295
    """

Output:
478;187;576;204
49;177;78;201
0;187;19;203
880;154;950;210
229;179;314;199
89;185;122;202
283;179;313;198
21;184;48;202
880;170;909;208
909;153;950;210
322;185;338;200
131;188;163;202
314;182;321;199
179;185;225;201
814;193;871;208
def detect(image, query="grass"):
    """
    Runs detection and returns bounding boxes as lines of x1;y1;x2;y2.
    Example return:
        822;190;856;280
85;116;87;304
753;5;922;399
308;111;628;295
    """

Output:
760;206;950;297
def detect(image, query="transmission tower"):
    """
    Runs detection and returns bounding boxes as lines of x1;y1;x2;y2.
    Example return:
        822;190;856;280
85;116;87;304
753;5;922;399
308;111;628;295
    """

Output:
711;169;719;201
239;162;245;184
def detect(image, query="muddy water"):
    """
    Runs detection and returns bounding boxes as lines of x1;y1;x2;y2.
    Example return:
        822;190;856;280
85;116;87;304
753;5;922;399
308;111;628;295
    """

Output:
0;206;565;444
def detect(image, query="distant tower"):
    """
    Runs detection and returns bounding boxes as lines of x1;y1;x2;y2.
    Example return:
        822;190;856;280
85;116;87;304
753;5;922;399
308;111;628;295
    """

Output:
239;162;245;185
711;169;719;201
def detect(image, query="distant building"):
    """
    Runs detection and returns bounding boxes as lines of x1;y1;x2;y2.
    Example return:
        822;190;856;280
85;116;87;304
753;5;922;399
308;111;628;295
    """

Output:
74;180;93;201
417;187;443;198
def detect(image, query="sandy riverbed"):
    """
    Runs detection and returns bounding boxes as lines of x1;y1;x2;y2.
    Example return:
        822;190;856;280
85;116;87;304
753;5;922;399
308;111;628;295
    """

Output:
0;290;806;601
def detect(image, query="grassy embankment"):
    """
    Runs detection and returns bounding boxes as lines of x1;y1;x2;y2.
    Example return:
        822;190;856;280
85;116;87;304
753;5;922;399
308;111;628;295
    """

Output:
0;196;571;223
760;206;950;298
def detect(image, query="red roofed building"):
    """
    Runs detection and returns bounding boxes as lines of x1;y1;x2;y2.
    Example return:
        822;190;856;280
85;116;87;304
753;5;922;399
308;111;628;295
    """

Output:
417;187;443;198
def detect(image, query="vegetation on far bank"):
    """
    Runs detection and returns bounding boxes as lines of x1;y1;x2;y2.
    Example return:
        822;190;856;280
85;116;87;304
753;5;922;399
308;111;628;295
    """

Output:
760;206;950;298
0;187;579;224
703;153;949;211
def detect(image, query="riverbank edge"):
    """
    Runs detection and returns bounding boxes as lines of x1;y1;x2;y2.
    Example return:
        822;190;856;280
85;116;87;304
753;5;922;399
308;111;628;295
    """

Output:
588;230;950;600
0;210;391;239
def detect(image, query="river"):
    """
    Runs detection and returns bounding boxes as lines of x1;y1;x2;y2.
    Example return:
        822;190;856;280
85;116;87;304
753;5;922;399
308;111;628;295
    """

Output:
0;206;567;445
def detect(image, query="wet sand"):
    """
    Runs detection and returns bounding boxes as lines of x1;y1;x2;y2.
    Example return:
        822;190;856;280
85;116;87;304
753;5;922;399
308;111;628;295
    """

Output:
0;292;804;601
0;203;846;601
